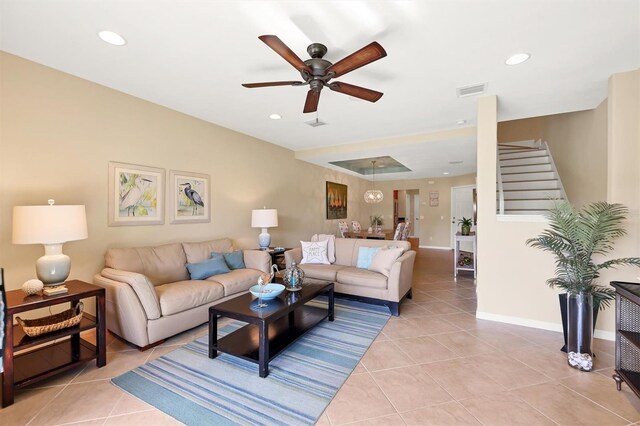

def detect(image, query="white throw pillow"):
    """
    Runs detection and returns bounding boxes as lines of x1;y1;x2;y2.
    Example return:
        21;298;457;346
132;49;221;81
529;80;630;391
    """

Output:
300;239;330;265
311;233;336;263
368;247;404;277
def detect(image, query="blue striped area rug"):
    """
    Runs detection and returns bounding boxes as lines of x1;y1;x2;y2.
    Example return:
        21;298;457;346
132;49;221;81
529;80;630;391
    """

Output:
111;298;390;425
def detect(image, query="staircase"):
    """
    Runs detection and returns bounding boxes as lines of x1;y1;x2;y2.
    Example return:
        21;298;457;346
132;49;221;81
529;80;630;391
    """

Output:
497;140;567;215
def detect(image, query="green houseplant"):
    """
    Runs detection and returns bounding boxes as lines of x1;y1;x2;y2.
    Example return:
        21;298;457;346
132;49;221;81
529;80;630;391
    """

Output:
370;215;383;231
458;217;472;235
526;201;640;370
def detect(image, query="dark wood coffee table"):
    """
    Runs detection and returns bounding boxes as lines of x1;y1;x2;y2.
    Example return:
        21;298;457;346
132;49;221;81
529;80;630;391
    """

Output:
208;281;334;377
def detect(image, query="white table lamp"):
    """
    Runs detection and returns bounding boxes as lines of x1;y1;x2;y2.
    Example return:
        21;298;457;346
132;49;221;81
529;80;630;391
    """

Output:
251;208;278;250
12;200;88;286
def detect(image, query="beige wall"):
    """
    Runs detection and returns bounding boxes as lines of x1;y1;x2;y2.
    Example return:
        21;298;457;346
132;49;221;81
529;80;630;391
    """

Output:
599;70;640;310
498;116;545;143
373;174;476;248
0;52;371;292
544;101;608;208
477;69;640;337
497;104;608;208
477;95;561;330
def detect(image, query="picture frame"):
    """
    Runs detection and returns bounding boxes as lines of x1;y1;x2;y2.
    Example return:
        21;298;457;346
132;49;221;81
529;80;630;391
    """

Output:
169;170;210;224
429;190;439;207
108;162;164;226
326;181;347;220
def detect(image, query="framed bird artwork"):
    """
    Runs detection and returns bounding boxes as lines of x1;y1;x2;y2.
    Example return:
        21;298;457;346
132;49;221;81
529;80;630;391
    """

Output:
108;162;165;226
169;170;210;224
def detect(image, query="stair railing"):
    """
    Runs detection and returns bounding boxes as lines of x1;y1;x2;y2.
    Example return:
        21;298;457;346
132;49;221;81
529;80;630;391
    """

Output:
497;153;505;215
543;141;569;202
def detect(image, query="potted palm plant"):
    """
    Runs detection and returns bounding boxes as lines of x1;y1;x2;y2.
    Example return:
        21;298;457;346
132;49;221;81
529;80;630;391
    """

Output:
527;201;640;371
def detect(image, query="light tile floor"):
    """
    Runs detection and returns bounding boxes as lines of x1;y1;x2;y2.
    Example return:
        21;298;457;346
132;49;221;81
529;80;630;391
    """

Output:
2;249;639;425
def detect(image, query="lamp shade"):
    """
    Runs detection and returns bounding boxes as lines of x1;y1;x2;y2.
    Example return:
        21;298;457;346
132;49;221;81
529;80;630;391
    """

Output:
251;209;278;228
13;204;88;244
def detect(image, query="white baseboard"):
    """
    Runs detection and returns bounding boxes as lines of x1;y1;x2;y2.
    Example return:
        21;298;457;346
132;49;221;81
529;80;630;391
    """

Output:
420;245;451;250
476;311;614;341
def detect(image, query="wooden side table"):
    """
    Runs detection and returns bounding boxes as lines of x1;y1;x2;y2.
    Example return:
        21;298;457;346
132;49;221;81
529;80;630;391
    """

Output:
2;280;106;407
263;247;290;271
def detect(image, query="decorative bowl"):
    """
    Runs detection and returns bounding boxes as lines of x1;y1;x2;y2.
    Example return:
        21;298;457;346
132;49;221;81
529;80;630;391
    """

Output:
249;283;285;300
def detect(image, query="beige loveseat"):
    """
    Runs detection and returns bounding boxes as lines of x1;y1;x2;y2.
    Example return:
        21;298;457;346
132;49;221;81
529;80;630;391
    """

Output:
93;238;270;349
284;238;415;315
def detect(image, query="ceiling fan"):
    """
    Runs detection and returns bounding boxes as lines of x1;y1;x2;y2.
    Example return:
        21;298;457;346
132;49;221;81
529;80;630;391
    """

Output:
242;35;387;113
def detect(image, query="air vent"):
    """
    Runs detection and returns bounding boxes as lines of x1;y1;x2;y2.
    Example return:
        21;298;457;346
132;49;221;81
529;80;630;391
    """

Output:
456;82;487;98
449;160;463;164
305;119;327;127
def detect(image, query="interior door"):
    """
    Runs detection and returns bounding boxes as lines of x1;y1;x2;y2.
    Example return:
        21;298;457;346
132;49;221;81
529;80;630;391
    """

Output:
412;193;420;237
451;185;475;251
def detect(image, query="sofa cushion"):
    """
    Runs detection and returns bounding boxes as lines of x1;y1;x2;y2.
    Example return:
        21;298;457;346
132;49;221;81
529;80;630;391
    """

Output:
311;234;336;263
356;246;381;269
351;240;411;266
336;267;388;289
187;256;230;280
334;238;358;265
369;247;404;277
208;268;263;296
221;250;245;270
105;243;189;286
300;263;347;282
155;280;224;316
182;238;233;264
300;240;330;265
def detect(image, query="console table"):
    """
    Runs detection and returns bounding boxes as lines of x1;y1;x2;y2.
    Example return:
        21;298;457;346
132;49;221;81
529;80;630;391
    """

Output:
612;281;640;399
454;232;476;279
2;280;106;407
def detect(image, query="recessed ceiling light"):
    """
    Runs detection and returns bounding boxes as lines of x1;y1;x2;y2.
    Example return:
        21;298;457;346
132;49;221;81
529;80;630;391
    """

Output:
457;119;467;125
505;53;530;65
443;172;450;175
269;113;281;120
98;30;126;46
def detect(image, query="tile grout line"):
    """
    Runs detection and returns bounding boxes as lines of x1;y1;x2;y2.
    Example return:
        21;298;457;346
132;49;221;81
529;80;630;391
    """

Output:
557;381;636;423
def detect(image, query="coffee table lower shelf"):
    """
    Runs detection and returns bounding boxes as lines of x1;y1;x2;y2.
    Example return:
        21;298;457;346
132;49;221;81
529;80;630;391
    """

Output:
214;305;327;364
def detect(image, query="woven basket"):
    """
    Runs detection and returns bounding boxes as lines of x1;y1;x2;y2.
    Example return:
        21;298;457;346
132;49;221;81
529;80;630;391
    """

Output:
17;302;84;337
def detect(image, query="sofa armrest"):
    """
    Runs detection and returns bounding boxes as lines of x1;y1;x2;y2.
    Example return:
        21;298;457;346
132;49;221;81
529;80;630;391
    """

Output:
386;250;416;302
93;272;153;348
243;249;270;273
284;247;302;268
99;268;161;320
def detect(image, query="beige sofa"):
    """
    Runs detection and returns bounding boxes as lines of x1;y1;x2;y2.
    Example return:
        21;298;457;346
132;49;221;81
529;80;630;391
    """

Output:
93;238;270;349
284;238;415;315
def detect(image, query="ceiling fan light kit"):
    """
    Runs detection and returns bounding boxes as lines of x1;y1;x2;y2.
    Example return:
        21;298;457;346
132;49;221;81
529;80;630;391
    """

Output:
242;35;387;113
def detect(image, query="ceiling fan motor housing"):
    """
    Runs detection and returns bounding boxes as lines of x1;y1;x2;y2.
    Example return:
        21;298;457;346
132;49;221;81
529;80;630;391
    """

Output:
243;36;386;113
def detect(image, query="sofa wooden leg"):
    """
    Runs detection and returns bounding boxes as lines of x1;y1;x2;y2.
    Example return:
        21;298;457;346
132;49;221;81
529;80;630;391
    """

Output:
387;301;400;316
138;339;166;351
406;289;413;300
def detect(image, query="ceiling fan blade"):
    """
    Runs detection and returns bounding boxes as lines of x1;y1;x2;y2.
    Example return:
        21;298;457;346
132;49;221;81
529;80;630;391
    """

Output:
258;35;312;75
326;41;387;78
303;89;321;113
242;81;304;88
329;82;383;103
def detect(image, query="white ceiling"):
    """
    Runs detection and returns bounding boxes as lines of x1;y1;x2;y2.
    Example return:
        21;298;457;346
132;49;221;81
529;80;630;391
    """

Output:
1;0;638;180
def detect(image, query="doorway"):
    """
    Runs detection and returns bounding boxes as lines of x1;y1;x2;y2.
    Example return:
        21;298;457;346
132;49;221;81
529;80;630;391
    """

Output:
451;184;476;250
394;189;420;237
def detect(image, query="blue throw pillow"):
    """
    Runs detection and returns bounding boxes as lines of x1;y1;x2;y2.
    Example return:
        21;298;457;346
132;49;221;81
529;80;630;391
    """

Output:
187;256;230;280
222;250;245;270
356;247;381;269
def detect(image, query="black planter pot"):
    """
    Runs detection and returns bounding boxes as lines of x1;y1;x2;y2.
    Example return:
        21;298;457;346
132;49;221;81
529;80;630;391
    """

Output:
559;292;599;353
